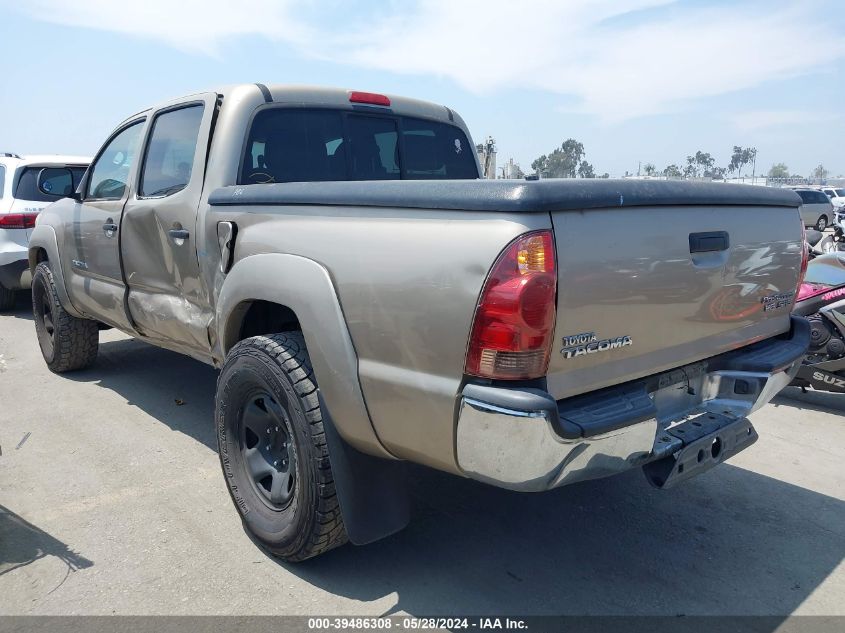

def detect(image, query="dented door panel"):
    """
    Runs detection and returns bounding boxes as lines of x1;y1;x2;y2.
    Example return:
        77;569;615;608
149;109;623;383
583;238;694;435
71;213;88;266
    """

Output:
120;95;218;353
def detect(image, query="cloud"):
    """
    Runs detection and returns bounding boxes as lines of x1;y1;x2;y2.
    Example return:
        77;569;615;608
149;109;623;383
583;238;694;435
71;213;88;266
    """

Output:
10;0;312;55
326;0;845;123
7;0;845;122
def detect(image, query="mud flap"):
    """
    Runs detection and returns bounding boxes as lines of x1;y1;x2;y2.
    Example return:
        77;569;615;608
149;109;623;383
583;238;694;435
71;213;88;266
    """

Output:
320;394;410;545
643;412;758;489
794;364;845;393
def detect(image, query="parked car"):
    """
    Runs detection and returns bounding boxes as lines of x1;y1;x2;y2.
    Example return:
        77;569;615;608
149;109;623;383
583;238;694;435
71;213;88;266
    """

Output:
0;153;89;310
794;188;834;231
820;186;845;210
28;84;809;561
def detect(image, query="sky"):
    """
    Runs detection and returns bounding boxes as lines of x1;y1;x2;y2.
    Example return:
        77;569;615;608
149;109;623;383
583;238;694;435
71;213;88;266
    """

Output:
1;0;844;178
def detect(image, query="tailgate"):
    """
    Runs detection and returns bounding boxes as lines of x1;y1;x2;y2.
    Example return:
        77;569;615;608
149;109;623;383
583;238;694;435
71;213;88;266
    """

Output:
546;204;803;400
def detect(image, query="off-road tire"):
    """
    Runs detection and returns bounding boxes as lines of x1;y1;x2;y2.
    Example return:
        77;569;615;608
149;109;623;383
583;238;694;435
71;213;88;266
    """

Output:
215;332;348;562
0;283;15;311
816;215;829;232
31;262;98;372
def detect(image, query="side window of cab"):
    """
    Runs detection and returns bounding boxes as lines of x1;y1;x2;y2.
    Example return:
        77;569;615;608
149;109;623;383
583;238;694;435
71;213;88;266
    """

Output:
86;121;145;200
139;104;204;198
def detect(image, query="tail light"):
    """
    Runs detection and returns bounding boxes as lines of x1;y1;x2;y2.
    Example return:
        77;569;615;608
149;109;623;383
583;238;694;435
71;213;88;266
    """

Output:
465;230;557;380
0;212;39;229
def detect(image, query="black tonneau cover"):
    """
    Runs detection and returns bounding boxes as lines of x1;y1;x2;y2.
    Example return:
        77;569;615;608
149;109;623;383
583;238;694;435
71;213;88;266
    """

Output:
208;179;801;212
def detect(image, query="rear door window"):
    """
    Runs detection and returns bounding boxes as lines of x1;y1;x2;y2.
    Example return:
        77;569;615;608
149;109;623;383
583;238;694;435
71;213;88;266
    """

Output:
0;165;5;198
139;104;204;197
14;166;87;202
240;108;477;184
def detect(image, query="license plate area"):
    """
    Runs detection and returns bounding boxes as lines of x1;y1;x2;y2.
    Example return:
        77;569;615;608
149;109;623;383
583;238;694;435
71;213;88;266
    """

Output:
643;412;758;489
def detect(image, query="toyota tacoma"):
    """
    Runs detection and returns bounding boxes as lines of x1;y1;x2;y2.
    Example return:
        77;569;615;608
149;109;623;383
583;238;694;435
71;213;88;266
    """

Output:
28;84;809;561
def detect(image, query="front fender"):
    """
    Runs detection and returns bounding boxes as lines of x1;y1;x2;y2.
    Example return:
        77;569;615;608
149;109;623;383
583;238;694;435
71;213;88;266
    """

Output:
216;253;394;459
28;224;84;318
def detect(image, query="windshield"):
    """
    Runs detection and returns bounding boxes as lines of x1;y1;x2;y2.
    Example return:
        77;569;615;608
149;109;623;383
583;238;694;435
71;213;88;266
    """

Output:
240;108;479;184
836;189;845;197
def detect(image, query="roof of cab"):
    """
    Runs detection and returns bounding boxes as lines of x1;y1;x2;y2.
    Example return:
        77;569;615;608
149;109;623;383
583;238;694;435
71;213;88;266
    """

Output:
131;84;460;128
255;84;457;123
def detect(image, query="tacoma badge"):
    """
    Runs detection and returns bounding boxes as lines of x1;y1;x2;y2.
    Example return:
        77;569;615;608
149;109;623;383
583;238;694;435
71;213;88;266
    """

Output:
561;332;633;359
761;291;796;312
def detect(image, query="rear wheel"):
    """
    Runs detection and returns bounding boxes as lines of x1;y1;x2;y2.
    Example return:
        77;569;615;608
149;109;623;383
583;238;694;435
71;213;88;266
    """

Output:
215;332;347;562
31;262;99;372
0;283;15;311
816;215;829;232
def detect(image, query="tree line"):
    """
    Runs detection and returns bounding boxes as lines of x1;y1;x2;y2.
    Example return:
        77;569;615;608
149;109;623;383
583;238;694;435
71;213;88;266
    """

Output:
531;140;831;181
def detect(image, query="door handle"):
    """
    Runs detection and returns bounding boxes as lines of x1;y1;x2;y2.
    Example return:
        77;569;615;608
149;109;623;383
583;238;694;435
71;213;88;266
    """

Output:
102;222;118;235
168;229;190;241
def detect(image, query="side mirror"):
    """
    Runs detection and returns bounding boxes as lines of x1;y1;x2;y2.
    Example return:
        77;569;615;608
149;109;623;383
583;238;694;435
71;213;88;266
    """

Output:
37;168;81;201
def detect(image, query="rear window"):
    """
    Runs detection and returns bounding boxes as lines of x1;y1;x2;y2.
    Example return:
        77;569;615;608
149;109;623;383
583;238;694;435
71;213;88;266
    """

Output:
240;108;478;184
0;165;5;198
14;166;87;202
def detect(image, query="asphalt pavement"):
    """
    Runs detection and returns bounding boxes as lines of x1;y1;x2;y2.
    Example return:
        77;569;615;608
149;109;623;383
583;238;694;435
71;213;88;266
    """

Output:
1;292;843;616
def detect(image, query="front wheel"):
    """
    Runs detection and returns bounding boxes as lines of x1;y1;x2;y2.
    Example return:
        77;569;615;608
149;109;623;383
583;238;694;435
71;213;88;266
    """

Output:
31;262;99;372
215;332;347;562
816;215;829;232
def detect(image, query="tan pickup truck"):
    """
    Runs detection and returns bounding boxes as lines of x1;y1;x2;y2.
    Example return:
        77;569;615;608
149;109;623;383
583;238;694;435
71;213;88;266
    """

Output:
28;84;809;561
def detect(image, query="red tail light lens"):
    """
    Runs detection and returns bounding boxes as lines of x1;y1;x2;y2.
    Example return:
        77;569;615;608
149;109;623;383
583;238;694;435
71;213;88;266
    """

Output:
349;91;391;107
0;212;39;229
465;230;557;380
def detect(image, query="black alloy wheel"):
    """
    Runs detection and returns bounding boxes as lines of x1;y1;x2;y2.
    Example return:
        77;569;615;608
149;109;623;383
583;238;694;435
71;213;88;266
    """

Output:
240;392;297;509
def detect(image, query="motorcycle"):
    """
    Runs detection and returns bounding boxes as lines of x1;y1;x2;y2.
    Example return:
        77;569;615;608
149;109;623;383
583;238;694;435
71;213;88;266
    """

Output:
790;251;845;393
807;211;845;258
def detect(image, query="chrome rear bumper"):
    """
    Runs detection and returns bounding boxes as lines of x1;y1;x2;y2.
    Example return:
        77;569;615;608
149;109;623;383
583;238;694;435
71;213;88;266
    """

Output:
456;318;808;492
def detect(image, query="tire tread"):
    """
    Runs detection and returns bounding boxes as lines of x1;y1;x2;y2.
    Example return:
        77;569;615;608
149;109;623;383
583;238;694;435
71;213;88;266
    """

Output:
32;262;98;373
221;332;348;561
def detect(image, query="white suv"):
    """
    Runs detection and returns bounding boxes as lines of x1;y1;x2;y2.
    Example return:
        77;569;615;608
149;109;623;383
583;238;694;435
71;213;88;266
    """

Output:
821;186;845;210
0;153;90;310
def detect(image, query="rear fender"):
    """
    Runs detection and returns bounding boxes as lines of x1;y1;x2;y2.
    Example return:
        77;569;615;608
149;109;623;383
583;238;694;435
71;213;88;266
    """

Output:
216;253;393;460
217;254;408;544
